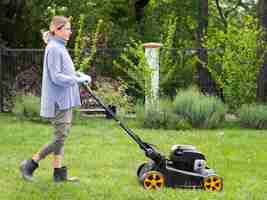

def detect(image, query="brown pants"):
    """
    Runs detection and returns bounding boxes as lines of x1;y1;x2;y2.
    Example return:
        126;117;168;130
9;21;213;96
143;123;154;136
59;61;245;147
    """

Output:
38;106;72;160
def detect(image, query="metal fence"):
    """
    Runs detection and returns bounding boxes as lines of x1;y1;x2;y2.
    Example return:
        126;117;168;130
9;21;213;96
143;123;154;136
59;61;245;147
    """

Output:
0;49;44;112
0;48;122;112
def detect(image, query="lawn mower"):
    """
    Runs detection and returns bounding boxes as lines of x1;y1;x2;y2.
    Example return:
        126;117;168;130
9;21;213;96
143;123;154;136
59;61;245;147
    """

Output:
83;84;223;192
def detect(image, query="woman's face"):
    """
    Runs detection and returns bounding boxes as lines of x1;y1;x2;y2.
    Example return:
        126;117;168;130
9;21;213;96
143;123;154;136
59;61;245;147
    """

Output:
54;22;72;41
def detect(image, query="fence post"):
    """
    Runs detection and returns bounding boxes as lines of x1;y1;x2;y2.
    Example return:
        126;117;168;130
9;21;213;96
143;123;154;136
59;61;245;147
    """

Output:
143;42;162;113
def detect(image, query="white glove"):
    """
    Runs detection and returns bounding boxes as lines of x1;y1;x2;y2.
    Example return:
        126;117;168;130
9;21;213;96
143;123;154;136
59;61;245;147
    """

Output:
75;71;92;84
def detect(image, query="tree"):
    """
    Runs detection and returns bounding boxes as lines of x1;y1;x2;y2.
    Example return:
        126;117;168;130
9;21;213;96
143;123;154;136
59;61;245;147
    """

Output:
0;0;25;47
195;0;221;98
212;0;257;31
256;0;267;102
134;0;150;21
135;0;150;35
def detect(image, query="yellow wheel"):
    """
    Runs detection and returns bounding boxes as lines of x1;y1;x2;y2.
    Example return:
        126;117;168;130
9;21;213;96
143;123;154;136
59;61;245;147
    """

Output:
203;175;223;192
141;171;164;190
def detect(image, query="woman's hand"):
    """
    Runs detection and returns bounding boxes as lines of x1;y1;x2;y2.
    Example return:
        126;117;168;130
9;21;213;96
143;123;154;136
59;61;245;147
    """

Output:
75;71;92;84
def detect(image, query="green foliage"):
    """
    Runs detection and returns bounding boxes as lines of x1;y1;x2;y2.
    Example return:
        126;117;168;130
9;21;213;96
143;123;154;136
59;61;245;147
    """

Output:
159;15;178;95
205;16;264;110
144;108;177;130
1;80;16;112
3;1;264;112
238;104;267;129
113;39;151;98
135;99;191;130
173;87;226;129
93;78;134;116
159;14;195;97
74;14;86;69
145;0;199;44
13;95;41;121
83;18;103;70
44;4;68;24
74;16;104;72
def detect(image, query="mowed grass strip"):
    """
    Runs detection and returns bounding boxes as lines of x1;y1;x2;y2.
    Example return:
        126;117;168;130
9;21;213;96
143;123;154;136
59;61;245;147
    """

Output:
0;114;266;200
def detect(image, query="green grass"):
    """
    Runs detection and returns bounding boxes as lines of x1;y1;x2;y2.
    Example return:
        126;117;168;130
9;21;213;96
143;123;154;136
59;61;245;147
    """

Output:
0;113;267;200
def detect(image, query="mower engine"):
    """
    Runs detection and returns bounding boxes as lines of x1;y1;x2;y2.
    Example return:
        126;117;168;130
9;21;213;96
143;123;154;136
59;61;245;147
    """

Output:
169;145;214;175
137;144;223;191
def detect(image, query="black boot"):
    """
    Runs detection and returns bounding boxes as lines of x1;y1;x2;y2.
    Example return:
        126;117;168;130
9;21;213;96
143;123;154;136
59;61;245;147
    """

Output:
53;166;79;183
20;159;39;181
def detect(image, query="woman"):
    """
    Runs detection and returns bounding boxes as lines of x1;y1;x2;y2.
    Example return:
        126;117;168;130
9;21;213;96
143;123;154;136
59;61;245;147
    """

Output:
20;16;91;182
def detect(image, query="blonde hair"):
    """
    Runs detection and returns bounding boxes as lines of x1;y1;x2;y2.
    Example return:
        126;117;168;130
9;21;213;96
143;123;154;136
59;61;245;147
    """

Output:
42;16;70;44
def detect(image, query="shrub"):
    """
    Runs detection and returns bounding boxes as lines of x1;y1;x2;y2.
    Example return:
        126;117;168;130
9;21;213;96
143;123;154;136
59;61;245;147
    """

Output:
13;95;41;121
74;15;104;72
80;77;134;117
205;16;264;110
173;88;226;129
113;38;152;99
238;104;267;129
15;65;42;96
135;99;191;130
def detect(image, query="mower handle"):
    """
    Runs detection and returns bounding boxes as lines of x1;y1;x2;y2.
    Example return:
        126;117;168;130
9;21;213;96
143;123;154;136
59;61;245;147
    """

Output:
82;84;164;163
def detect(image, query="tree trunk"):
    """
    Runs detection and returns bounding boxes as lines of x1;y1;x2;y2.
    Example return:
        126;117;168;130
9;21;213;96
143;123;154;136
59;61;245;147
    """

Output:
195;0;222;98
0;49;2;112
256;0;267;102
134;0;150;21
134;0;150;35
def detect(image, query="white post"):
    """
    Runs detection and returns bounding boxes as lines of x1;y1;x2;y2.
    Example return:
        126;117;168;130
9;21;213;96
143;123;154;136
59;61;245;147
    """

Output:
143;42;162;112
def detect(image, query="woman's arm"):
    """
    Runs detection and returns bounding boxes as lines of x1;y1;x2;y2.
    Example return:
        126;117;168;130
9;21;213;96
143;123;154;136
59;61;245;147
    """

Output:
46;47;76;87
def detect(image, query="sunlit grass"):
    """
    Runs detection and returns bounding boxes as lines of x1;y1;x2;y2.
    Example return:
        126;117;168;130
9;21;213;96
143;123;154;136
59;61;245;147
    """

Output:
0;113;266;200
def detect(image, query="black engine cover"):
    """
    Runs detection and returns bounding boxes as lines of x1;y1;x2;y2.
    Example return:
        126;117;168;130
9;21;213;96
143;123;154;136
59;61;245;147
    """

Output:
169;145;206;171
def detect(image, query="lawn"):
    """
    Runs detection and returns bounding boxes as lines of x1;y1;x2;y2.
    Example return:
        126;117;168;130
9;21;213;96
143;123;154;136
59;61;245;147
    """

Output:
0;113;266;200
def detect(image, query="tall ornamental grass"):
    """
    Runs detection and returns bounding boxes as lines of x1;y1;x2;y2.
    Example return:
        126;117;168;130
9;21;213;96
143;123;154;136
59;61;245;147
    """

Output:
135;99;191;130
173;88;226;129
238;104;267;129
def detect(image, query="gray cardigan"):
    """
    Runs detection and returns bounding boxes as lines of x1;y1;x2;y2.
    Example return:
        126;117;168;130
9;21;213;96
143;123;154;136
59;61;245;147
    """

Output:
40;36;81;118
